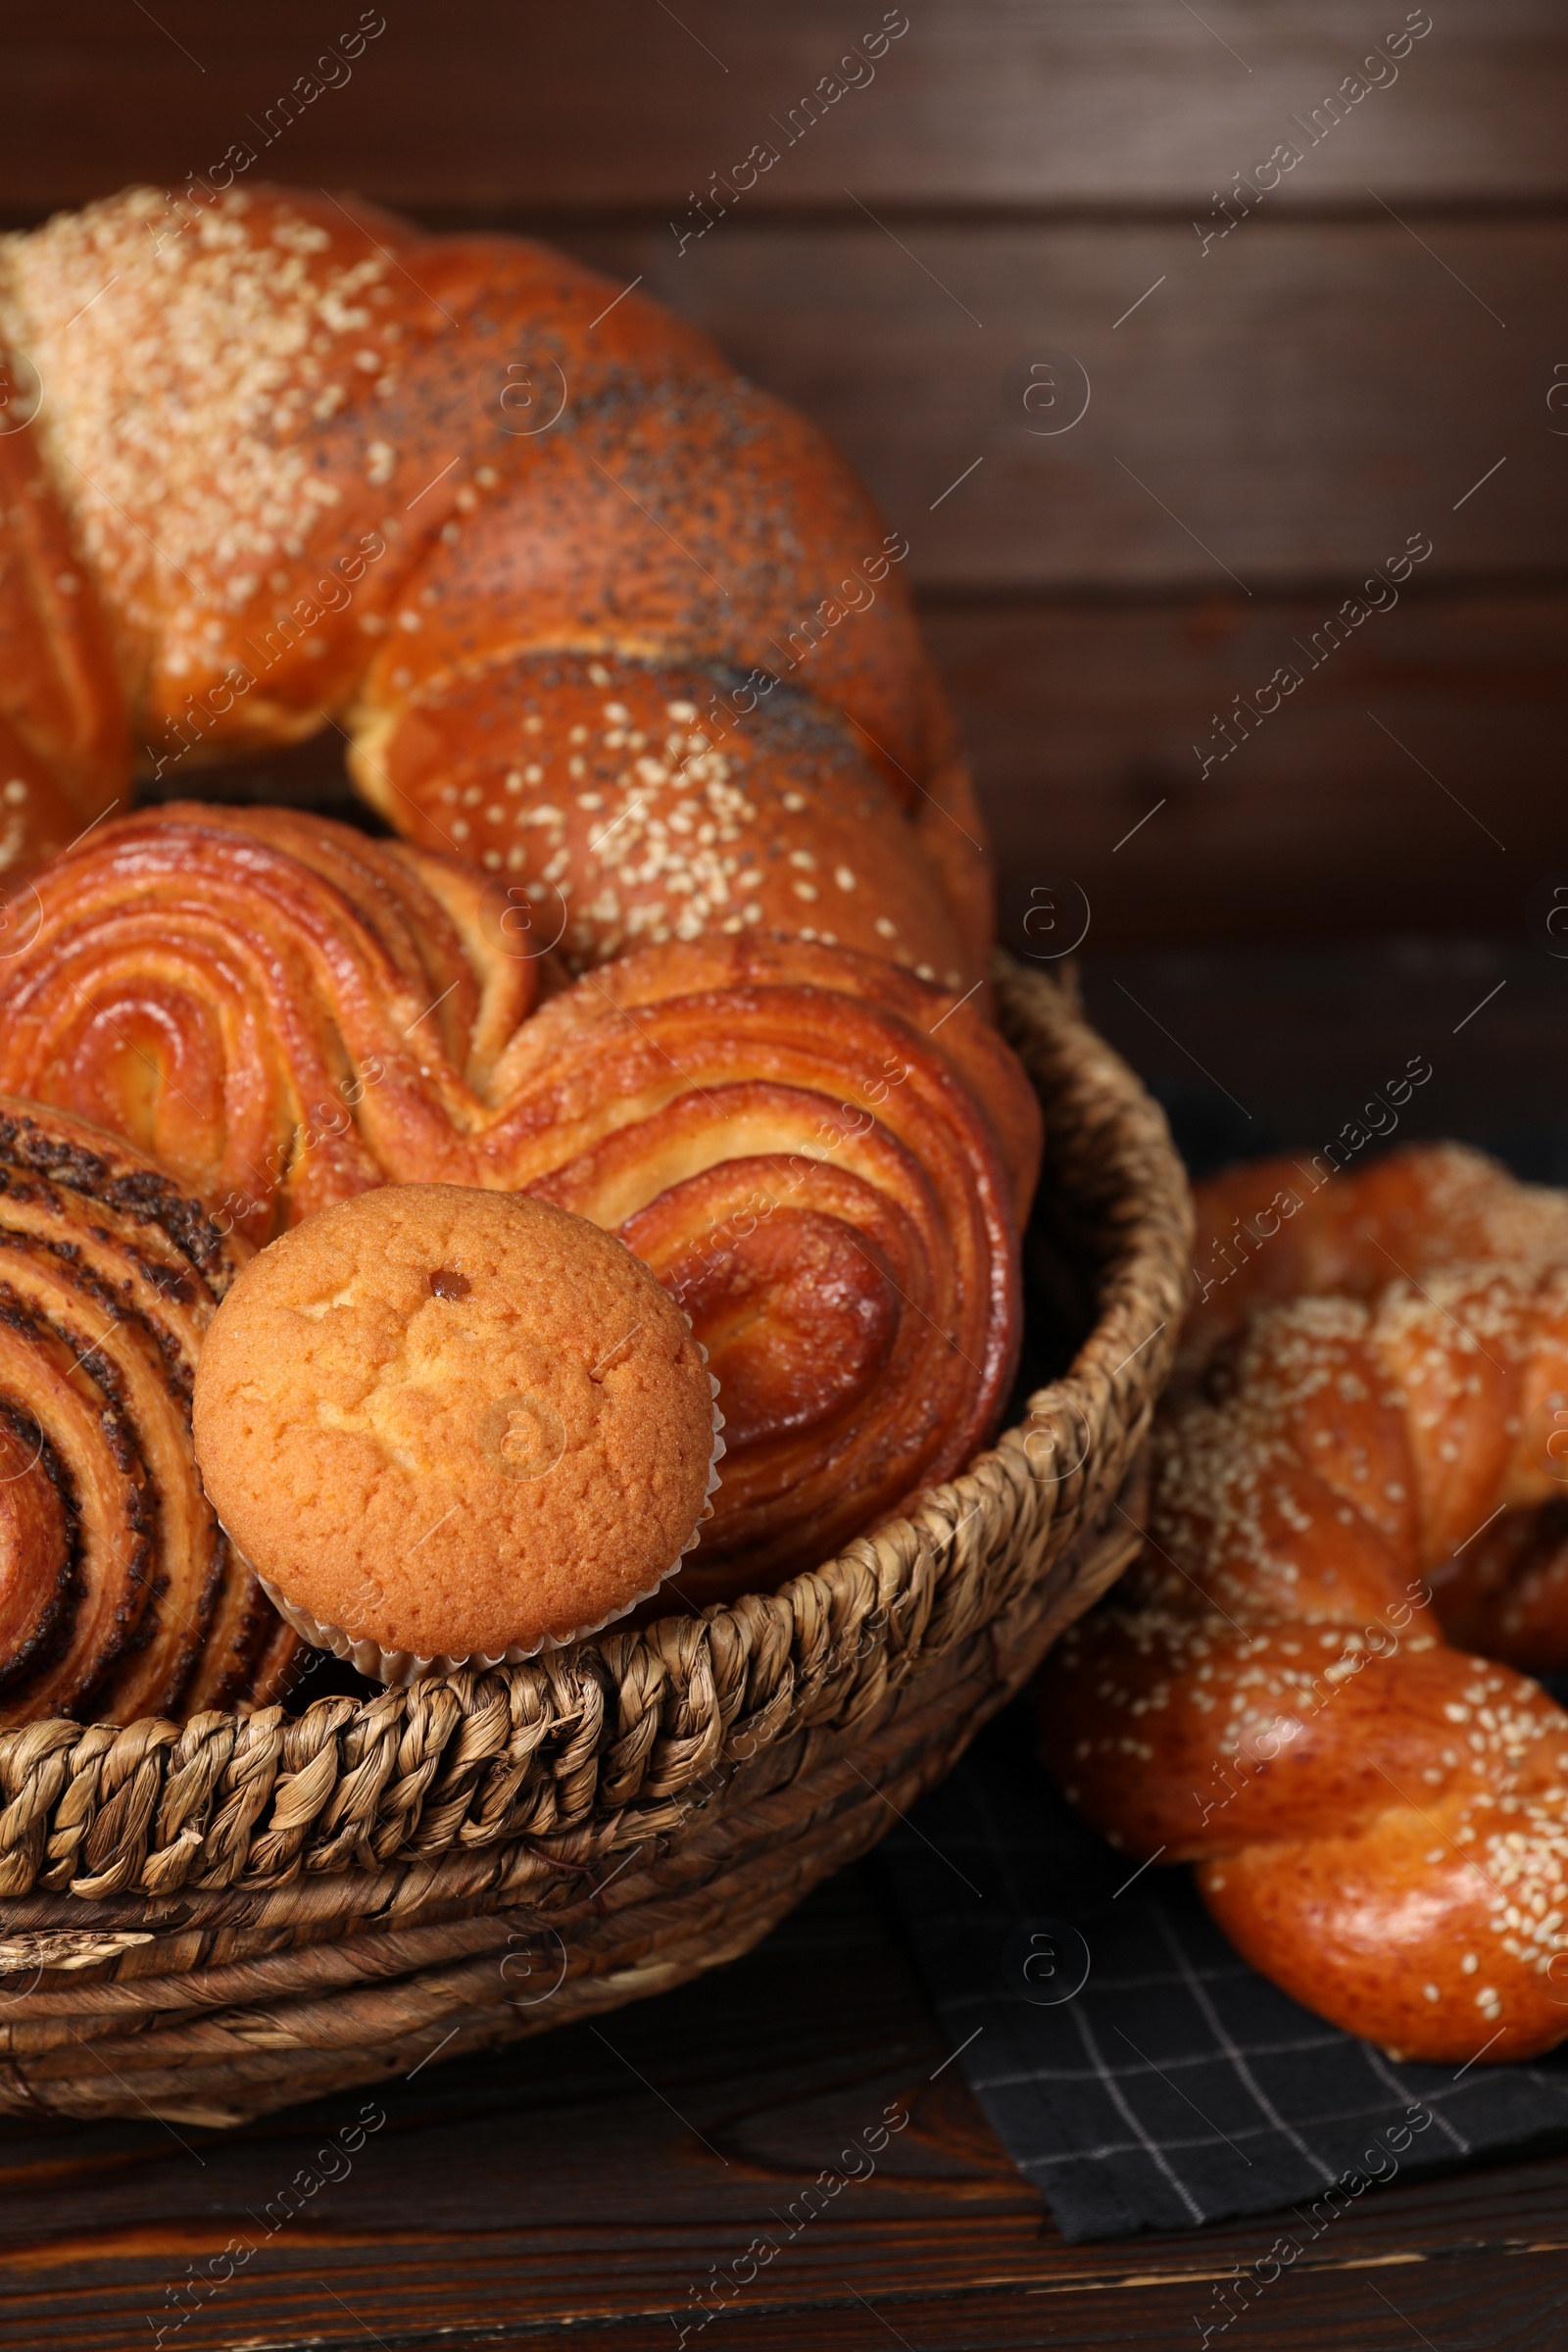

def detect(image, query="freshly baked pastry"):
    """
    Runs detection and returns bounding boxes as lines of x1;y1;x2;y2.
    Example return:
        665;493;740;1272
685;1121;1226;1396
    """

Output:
0;345;127;865
0;184;1047;1635
0;807;1039;1586
192;1186;721;1678
1182;1139;1568;1371
0;1097;297;1724
1038;1147;1568;2062
0;802;542;1243
502;935;1039;1592
0;184;987;983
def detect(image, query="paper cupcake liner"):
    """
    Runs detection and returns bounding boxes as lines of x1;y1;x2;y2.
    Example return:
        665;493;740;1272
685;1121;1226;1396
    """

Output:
257;1354;726;1689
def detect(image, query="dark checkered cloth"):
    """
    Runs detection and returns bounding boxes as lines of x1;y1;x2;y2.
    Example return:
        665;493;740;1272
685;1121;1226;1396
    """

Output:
876;1704;1568;2240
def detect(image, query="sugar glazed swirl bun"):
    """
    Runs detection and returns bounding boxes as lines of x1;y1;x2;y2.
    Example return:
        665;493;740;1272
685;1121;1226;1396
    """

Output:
0;806;1041;1591
0;1099;296;1724
504;935;1038;1592
0;184;988;983
0;803;542;1245
1038;1147;1568;2061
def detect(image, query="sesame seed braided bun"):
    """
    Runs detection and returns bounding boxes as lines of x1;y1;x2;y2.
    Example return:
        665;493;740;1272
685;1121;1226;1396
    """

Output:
1038;1146;1568;2063
0;184;986;983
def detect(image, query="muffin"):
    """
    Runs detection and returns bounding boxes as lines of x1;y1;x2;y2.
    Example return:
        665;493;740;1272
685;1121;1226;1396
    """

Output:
192;1185;723;1680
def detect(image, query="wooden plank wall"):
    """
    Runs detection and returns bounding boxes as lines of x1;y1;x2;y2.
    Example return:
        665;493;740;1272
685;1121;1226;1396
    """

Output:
5;1;1564;945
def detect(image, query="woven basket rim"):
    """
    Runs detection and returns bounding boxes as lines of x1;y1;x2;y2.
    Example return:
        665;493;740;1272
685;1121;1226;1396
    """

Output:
0;955;1194;1908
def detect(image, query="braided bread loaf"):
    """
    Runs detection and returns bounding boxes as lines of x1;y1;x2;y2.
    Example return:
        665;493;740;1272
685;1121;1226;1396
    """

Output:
1039;1147;1568;2061
0;184;985;987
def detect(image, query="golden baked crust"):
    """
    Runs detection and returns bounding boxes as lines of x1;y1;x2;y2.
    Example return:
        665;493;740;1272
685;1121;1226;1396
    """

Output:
192;1185;717;1663
0;803;543;1244
1039;1146;1568;2063
0;184;989;974
4;818;1039;1591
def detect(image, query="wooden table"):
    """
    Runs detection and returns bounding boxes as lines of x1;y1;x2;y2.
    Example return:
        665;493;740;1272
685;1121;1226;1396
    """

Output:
5;930;1564;2352
7;1858;1562;2351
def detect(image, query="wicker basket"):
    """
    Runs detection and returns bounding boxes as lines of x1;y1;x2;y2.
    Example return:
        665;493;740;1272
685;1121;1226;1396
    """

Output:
0;956;1192;2126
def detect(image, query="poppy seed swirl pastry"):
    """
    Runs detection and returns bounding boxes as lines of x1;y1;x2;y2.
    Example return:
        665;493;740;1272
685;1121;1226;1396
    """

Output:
0;1099;297;1725
1038;1147;1568;2062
